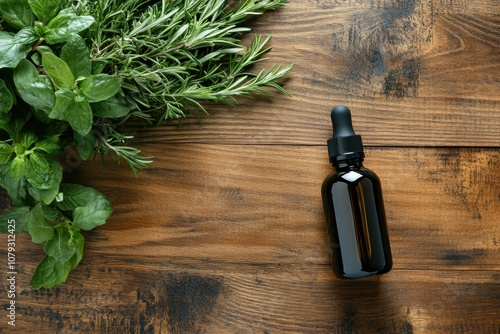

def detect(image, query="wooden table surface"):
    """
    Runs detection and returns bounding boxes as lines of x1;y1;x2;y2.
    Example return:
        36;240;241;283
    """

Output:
1;1;499;333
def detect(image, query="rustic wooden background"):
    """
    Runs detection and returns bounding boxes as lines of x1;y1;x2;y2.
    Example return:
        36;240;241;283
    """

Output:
1;0;499;333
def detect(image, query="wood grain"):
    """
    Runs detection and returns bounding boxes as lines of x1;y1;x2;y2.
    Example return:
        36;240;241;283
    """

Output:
1;145;498;333
1;0;499;333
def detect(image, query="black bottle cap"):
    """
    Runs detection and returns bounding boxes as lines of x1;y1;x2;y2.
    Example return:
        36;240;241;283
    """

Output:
327;105;364;163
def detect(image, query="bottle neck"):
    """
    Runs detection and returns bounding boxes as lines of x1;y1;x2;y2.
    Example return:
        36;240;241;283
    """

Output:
332;157;364;171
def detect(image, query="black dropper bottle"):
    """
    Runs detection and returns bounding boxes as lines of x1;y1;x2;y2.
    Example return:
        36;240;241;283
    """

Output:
321;105;392;278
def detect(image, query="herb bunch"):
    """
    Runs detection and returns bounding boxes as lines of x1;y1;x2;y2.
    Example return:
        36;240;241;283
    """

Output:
0;0;290;289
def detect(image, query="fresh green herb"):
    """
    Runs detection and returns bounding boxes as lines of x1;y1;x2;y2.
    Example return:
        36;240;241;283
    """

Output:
0;0;291;289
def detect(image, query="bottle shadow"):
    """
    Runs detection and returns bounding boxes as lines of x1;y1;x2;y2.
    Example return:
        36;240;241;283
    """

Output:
331;276;413;333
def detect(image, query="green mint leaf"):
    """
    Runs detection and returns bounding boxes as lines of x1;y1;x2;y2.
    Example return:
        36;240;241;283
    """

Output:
40;120;68;136
49;89;93;136
44;10;95;44
79;74;121;103
35;135;60;154
13;59;56;112
0;206;30;233
0;113;10;134
30;254;71;289
0;0;35;30
28;151;50;173
0;79;14;113
30;52;41;66
13;27;39;44
8;119;27;141
65;96;93;136
56;183;105;212
10;156;29;181
27;203;54;243
42;53;74;89
20;131;37;149
0;164;29;206
43;225;76;262
61;34;92;78
33;21;50;39
35;45;54;56
91;60;107;75
91;95;134;119
0;31;32;69
26;156;62;203
73;130;95;161
73;196;112;231
28;0;63;24
48;89;74;120
0;141;13;164
30;105;52;123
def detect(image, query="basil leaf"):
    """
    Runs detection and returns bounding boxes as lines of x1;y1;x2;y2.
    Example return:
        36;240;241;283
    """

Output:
42;53;74;89
34;183;60;205
73;129;95;160
30;254;71;289
73;196;112;231
61;34;92;78
30;224;85;289
91;95;134;119
41;204;63;222
0;0;35;30
79;74;121;103
0;31;31;69
0;79;14;113
27;203;54;243
0;141;13;164
49;89;93;136
0;206;30;233
43;225;76;262
56;183;105;211
14;59;56;112
66;229;84;269
44;10;95;44
28;0;63;24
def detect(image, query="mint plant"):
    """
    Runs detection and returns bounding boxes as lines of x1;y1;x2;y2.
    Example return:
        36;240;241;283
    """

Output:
0;0;290;289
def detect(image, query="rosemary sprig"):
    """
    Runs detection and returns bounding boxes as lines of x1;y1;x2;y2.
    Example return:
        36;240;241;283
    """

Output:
76;0;291;122
78;0;292;169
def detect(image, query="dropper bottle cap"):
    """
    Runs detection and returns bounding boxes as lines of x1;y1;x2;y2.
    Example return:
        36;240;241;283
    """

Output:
327;105;364;163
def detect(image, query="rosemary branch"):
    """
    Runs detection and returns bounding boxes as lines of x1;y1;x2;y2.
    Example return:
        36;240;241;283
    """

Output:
72;0;291;170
